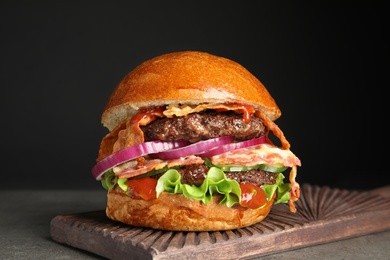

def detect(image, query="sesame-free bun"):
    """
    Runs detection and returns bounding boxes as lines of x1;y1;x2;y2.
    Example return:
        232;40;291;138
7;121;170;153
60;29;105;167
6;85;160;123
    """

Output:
102;51;281;131
106;185;275;231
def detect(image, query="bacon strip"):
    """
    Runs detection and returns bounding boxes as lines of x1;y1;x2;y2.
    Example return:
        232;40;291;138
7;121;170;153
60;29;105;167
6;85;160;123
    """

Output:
114;156;204;179
288;165;300;212
97;108;164;161
114;159;167;179
167;156;204;168
210;143;301;167
163;103;253;118
255;110;290;150
113;108;164;153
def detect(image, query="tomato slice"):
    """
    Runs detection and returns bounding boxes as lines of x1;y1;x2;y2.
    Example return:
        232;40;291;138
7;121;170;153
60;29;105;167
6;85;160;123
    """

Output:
240;183;268;209
126;177;158;200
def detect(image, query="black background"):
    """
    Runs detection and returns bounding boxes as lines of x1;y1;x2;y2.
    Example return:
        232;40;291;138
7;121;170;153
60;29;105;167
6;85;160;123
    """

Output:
1;2;387;191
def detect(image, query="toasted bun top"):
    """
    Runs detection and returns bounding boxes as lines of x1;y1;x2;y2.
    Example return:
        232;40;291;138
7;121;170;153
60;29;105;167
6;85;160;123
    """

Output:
102;51;281;131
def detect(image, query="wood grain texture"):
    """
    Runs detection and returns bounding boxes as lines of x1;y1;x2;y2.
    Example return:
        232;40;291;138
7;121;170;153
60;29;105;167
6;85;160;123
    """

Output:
50;184;390;259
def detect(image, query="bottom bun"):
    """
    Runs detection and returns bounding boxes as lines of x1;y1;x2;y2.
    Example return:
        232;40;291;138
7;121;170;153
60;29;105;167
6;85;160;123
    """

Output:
106;185;275;231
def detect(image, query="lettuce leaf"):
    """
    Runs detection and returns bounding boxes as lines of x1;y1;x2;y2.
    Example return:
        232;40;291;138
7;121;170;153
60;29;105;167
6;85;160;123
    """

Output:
101;169;117;190
156;166;291;208
102;165;291;208
156;167;241;207
263;173;291;204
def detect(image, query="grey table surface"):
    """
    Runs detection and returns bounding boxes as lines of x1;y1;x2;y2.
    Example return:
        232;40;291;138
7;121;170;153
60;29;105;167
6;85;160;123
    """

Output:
1;189;389;260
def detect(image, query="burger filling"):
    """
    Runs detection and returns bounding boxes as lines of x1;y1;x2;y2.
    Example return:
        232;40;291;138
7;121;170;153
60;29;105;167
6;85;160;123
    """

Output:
142;111;266;142
96;103;301;212
152;164;279;187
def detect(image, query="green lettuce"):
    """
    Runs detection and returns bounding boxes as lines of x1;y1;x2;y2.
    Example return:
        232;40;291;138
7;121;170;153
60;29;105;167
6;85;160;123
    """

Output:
101;169;117;190
263;173;291;204
102;165;291;208
156;166;291;208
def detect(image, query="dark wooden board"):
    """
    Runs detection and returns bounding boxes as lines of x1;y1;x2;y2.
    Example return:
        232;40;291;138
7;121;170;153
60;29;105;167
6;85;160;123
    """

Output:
50;184;390;259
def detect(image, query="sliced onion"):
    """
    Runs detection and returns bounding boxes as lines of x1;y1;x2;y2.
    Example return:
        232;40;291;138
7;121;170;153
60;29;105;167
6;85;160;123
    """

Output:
153;136;234;160
198;136;266;158
92;140;190;180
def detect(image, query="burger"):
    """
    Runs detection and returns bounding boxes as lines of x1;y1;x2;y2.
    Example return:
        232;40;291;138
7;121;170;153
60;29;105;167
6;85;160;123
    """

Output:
92;51;301;231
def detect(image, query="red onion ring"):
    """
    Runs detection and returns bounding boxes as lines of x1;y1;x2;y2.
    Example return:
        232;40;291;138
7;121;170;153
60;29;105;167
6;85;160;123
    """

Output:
198;136;266;158
92;140;190;180
153;136;234;160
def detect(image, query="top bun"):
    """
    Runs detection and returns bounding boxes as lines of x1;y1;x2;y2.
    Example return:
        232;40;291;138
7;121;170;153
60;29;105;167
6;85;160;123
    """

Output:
102;51;281;131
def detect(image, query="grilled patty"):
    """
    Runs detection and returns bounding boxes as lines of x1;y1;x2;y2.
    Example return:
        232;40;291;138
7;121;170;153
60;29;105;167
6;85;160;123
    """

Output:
141;111;266;142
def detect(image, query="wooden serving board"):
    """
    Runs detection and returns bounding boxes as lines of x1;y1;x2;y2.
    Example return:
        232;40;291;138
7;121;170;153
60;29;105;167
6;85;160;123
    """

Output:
50;184;390;259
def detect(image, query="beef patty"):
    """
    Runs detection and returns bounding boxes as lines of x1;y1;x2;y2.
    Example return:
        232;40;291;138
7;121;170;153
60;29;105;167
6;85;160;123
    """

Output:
141;111;266;142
